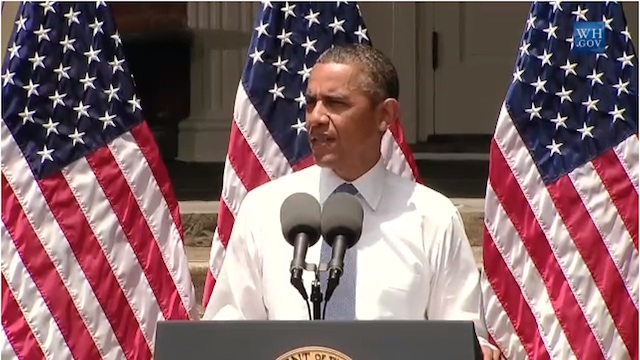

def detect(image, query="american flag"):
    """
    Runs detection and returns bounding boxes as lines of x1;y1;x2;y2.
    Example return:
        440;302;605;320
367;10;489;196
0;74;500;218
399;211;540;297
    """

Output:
481;2;638;359
1;2;197;359
202;1;422;308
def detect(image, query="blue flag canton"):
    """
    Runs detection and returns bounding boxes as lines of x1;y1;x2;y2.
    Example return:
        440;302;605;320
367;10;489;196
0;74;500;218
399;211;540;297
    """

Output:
241;1;370;166
1;1;144;180
506;1;638;185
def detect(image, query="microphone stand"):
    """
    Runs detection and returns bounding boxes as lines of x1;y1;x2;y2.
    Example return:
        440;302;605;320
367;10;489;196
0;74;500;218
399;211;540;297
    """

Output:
296;262;329;321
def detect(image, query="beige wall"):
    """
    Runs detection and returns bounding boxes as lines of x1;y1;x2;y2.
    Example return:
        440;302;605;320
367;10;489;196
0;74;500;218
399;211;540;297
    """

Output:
1;1;19;69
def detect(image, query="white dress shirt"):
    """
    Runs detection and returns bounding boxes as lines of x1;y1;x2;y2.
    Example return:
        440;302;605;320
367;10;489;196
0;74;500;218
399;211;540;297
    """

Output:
202;158;492;347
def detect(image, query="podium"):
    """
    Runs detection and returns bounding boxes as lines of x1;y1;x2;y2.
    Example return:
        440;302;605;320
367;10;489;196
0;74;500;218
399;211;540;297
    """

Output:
154;320;483;359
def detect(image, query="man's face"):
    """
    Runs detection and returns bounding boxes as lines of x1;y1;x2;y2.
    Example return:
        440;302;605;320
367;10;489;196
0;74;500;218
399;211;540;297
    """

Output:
304;62;386;174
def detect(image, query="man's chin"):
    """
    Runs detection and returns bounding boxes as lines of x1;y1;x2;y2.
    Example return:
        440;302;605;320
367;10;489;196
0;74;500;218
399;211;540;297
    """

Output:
312;153;338;168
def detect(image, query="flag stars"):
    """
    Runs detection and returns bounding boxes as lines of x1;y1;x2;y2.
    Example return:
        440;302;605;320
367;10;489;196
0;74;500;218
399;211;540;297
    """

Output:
53;64;71;81
526;14;536;30
304;9;320;27
34;25;52;43
301;37;318;55
49;90;67;109
329;17;346;34
298;64;312;82
28;51;46;70
596;45;609;60
111;31;123;47
512;67;524;83
89;18;104;37
621;27;632;43
572;6;588;21
22;80;40;97
281;2;296;19
602;15;613;30
519;41;530;56
586;69;604;86
2;69;15;87
272;56;289;74
84;46;102;64
525;103;542;120
294;91;306;109
608;105;625;123
249;48;265;64
15;15;27;33
60;35;76;53
613;78;630;96
19;106;36;125
616;51;634;69
68;128;86;146
269;83;285;101
40;1;56;14
536;49;553;67
565;36;574;50
292;118;307;135
277;29;293;47
546;139;563;156
530;76;547;94
560;59;577;76
99;111;117;129
103;84;121;102
543;23;558;40
577;123;594;140
255;21;269;38
555;86;573;103
8;42;21;59
128;95;142;112
582;95;599;112
109;56;125;74
37;145;55;163
64;7;81;26
73;101;90;119
80;73;97;90
550;1;563;12
42;118;60;136
550;113;568;129
354;26;369;42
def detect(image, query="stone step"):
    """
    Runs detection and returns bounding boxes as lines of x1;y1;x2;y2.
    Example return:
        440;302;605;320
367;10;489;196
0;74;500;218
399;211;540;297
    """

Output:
179;198;486;248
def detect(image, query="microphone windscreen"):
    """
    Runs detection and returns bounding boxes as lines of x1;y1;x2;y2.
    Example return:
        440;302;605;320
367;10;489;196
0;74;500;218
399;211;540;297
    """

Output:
321;193;364;248
280;192;322;246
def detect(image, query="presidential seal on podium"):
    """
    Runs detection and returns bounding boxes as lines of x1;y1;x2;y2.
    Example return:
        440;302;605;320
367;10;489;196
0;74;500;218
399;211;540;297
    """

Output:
276;346;352;360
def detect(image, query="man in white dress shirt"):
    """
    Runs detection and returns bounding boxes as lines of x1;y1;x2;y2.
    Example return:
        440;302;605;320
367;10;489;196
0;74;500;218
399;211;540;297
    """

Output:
202;44;500;359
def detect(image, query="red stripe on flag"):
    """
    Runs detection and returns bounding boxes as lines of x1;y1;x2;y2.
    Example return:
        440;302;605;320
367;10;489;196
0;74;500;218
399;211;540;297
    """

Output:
1;275;46;360
130;122;184;238
216;200;235;249
489;140;601;359
228;121;271;191
483;226;550;360
2;174;101;360
36;171;151;360
388;121;423;183
547;175;638;358
85;144;189;321
592;149;639;250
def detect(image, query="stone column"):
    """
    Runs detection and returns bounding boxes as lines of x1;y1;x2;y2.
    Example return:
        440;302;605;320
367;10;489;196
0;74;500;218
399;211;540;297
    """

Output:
178;2;258;162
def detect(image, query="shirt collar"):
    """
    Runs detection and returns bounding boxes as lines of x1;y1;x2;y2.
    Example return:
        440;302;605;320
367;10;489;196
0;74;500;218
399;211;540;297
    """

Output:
319;157;386;211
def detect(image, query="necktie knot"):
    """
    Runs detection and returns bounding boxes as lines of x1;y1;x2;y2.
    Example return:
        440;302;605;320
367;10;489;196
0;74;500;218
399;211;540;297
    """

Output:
334;183;358;196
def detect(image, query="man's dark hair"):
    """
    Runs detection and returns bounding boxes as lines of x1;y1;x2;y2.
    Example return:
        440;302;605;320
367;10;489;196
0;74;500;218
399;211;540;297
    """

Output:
316;43;399;104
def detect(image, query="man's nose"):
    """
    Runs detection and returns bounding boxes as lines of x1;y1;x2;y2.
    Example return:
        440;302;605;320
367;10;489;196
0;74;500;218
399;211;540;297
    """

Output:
306;102;329;126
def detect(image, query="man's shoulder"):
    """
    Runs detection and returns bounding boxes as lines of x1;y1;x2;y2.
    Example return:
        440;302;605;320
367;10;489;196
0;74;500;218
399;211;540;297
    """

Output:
384;170;460;219
243;165;320;203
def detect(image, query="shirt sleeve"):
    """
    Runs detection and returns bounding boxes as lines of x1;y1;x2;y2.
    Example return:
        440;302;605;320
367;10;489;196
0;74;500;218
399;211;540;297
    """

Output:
426;209;493;348
201;192;267;320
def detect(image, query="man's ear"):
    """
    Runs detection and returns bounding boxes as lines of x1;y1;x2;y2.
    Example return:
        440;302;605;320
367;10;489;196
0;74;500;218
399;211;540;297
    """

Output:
377;98;400;132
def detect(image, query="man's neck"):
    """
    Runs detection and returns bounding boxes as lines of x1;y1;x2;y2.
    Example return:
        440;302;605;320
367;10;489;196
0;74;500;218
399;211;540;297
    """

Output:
332;154;381;182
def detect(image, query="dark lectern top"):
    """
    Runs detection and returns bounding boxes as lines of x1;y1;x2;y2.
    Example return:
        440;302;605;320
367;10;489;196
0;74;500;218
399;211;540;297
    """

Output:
154;320;483;360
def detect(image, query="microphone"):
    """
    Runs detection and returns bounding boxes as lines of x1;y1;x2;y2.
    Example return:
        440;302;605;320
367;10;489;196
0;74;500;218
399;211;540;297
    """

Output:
320;192;364;302
280;192;322;301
